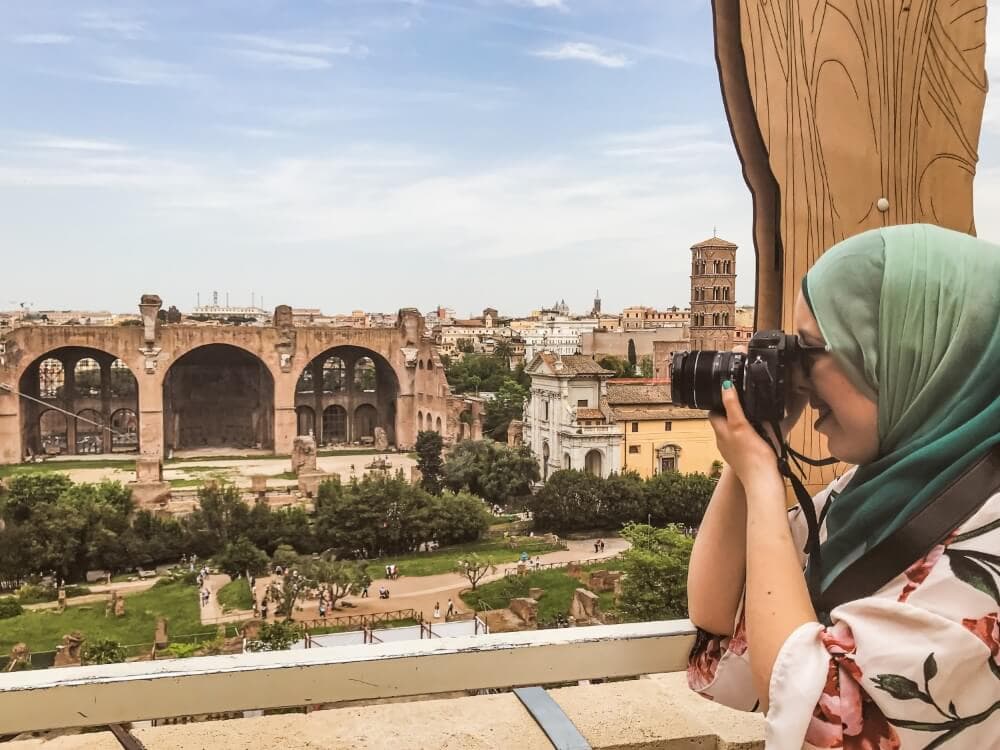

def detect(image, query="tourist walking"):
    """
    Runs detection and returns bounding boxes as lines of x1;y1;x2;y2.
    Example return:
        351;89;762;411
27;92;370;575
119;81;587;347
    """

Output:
259;599;268;620
446;598;455;618
434;602;441;619
361;583;369;598
318;599;327;619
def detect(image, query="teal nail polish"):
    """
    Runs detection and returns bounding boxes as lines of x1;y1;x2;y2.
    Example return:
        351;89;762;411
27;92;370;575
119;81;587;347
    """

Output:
722;380;733;390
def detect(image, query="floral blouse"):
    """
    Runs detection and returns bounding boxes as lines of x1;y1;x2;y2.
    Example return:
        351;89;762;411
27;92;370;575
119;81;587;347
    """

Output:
687;467;1000;749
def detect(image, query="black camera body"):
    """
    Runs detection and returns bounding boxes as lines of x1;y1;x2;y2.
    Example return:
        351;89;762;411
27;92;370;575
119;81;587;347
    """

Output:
670;331;801;426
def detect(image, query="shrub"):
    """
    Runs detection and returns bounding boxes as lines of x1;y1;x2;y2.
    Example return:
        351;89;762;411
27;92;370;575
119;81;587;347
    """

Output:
81;639;127;665
0;597;24;619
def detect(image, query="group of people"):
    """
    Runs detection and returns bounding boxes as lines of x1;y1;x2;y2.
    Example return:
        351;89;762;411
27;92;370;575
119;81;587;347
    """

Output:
592;539;606;554
432;599;456;620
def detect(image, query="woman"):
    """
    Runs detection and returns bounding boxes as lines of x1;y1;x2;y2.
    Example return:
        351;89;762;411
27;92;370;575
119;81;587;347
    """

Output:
687;224;1000;748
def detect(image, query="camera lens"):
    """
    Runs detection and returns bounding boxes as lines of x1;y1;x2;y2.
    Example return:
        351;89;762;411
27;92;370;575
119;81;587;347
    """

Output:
670;350;744;411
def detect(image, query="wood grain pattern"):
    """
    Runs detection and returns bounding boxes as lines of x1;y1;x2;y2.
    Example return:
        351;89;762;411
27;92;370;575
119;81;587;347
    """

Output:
713;0;987;488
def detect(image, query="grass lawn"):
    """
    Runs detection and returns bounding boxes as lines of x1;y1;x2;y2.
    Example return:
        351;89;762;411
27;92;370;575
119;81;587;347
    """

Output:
461;564;622;626
0;459;137;479
217;578;252;612
381;538;564;578
0;581;203;654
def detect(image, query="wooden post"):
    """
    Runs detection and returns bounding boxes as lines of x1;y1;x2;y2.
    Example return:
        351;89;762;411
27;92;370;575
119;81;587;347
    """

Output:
713;0;987;490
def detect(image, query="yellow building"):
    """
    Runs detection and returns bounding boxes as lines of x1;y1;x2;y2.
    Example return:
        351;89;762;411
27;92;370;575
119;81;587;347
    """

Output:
605;381;722;478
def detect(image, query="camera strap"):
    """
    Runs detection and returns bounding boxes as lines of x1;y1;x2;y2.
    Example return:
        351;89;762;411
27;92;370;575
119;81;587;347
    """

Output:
765;423;1000;623
763;418;839;605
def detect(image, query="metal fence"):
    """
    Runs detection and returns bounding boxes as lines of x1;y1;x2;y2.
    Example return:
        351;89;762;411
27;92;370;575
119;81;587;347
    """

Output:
502;553;624;578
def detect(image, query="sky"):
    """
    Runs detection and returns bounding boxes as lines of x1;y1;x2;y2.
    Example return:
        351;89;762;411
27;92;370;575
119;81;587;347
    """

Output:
1;1;999;317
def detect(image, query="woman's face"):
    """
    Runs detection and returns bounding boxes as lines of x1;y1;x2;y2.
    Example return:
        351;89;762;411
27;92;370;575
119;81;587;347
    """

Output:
793;292;879;464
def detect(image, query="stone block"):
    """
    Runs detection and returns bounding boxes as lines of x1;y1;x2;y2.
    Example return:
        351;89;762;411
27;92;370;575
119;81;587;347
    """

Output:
410;466;422;485
130;481;172;509
53;631;84;668
250;474;268;493
291;435;318;476
568;588;601;624
135;458;163;483
153;617;170;649
509;598;538;629
298;471;327;498
528;588;544;600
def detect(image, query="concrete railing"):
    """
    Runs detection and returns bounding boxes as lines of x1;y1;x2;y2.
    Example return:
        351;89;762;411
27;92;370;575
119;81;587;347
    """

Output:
0;621;697;735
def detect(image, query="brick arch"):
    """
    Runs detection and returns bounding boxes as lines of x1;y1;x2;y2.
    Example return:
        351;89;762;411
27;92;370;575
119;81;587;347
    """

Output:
162;343;275;454
294;345;400;447
16;346;140;459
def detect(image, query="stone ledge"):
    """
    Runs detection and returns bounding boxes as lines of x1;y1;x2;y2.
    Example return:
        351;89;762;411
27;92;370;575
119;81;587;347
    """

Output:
7;673;764;749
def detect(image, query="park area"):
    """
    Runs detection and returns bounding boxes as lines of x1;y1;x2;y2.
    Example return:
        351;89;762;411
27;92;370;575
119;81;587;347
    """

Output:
0;435;704;670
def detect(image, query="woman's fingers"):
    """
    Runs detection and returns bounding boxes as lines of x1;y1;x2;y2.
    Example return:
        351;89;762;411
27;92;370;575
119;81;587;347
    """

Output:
720;382;749;429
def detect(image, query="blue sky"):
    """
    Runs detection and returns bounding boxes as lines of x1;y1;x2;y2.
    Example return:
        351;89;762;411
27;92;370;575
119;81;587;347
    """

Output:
2;1;999;317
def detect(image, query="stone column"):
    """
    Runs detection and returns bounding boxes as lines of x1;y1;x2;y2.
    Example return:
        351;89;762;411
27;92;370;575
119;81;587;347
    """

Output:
100;357;113;453
312;360;323;444
63;356;77;455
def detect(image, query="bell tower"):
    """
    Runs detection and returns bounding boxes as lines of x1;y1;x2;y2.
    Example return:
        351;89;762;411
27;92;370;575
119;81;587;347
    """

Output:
689;236;737;351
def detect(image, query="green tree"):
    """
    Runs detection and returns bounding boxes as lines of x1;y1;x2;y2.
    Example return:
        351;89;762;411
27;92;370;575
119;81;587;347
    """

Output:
528;469;605;533
415;430;445;495
456;553;495;590
457;338;476;353
1;474;73;523
0;597;24;619
271;543;299;572
444;353;512;393
616;523;693;620
482;379;528;441
304;557;370;609
627;338;637;375
442;440;539;508
597;356;629;378
431;491;492;546
214;538;269;579
639;355;654;378
643;472;714;527
81;639;127;666
183;483;251;557
603;471;647;528
246;621;301;652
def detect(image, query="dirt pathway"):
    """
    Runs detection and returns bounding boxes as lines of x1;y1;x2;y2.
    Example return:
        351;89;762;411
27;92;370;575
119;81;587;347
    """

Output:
220;538;629;627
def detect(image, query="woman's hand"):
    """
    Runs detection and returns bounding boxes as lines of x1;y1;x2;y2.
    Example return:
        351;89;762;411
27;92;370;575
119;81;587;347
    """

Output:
708;381;783;492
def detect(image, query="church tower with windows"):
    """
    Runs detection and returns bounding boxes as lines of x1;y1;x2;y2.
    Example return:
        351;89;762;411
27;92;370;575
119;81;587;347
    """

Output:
689;236;737;351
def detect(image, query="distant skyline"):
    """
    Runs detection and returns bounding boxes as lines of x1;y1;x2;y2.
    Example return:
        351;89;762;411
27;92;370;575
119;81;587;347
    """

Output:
3;1;1000;317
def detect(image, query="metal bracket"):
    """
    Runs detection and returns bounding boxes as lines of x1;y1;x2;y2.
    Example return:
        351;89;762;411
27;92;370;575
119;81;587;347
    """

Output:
513;687;592;750
108;724;147;750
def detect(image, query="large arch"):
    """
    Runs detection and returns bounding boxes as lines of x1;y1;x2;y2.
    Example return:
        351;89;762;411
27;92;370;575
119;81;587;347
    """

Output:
293;346;400;447
162;344;275;454
17;347;139;458
585;449;604;478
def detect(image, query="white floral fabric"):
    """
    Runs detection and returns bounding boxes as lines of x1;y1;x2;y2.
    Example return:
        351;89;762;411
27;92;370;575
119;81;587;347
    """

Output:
688;468;1000;749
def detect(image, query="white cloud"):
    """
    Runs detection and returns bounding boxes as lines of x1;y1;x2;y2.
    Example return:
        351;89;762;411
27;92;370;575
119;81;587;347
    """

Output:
223;34;368;70
533;42;630;68
10;33;74;45
505;0;568;10
88;57;199;87
21;136;129;152
78;11;147;39
232;49;333;71
597;124;732;163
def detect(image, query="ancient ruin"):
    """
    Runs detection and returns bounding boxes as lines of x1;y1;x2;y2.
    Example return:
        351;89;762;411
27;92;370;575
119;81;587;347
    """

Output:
52;631;84;667
0;302;483;465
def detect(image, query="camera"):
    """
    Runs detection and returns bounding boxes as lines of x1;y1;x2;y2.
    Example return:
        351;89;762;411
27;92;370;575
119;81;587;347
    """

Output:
670;331;803;425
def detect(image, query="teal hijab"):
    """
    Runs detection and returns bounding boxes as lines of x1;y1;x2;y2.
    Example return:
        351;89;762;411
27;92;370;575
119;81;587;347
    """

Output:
803;224;1000;594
